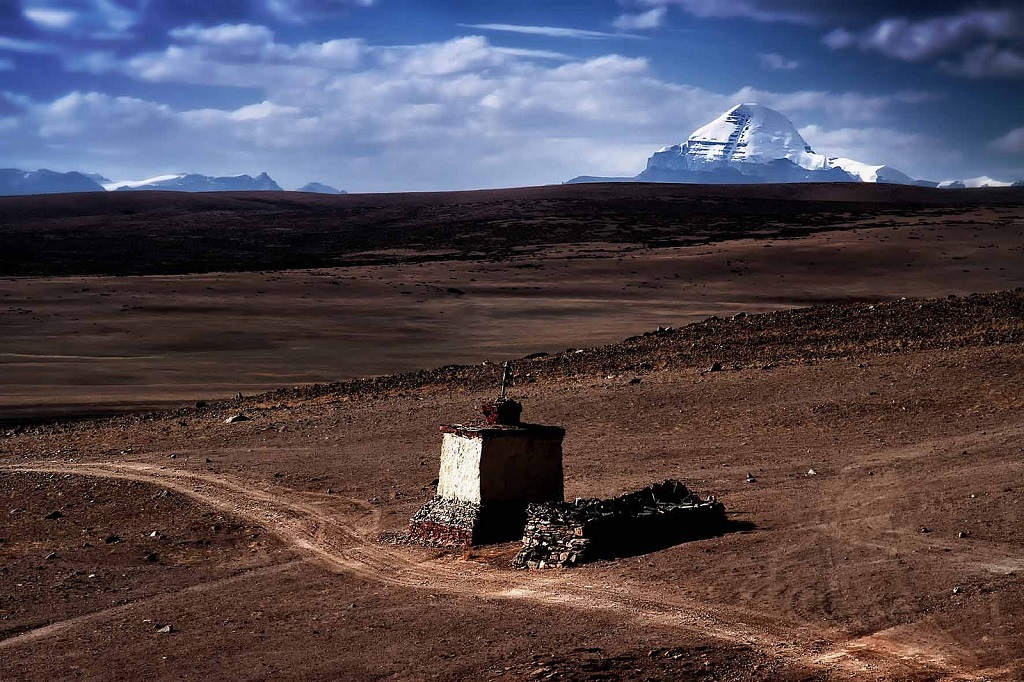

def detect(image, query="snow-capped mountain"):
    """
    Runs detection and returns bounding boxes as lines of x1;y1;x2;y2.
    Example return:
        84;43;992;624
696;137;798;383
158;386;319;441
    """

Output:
569;103;935;186
937;176;1016;189
108;172;283;192
0;168;105;195
295;182;346;194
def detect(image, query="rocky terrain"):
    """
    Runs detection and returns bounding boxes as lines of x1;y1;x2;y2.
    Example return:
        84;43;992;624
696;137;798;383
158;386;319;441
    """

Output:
2;183;1024;680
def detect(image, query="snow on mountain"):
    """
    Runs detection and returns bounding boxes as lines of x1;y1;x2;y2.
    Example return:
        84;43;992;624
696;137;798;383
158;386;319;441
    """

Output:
103;174;185;191
651;103;814;171
638;103;925;185
295;182;346;194
111;172;283;192
569;103;937;186
0;168;105;195
937;176;1015;188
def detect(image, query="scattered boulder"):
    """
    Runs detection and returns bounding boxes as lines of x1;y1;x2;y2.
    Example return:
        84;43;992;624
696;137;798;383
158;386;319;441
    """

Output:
746;473;757;484
806;468;818;476
709;362;724;372
156;624;174;634
224;414;250;424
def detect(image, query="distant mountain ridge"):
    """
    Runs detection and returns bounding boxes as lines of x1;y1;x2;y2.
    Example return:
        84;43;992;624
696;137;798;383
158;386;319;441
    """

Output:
0;168;104;195
568;103;1016;188
110;172;283;192
0;169;351;196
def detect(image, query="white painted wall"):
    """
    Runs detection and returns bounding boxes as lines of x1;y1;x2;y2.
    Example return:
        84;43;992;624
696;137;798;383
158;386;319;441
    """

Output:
437;433;483;503
436;431;564;505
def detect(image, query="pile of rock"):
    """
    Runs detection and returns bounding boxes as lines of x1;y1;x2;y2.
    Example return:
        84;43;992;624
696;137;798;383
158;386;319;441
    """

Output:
512;480;725;569
408;496;481;547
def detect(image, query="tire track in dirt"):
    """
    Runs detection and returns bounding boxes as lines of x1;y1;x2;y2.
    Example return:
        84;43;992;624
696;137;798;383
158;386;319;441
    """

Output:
1;461;982;680
0;560;306;650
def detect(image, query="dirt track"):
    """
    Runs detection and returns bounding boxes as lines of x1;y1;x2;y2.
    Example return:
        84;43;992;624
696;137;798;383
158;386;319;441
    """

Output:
0;460;980;679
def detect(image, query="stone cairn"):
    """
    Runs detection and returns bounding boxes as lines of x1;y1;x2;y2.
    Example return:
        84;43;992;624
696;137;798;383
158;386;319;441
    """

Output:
512;480;725;569
408;362;565;547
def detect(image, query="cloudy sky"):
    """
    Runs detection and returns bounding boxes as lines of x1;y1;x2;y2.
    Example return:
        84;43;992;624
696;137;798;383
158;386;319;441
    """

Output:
1;0;1022;191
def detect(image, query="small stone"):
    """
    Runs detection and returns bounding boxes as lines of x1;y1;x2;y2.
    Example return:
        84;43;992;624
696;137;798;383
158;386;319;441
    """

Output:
44;510;64;520
629;377;642;385
45;551;58;560
806;468;818;476
145;552;159;562
746;473;757;483
205;458;213;463
952;586;962;595
104;535;122;544
156;624;174;634
709;362;723;372
194;400;208;408
224;414;249;424
920;527;930;533
958;531;970;539
732;312;747;320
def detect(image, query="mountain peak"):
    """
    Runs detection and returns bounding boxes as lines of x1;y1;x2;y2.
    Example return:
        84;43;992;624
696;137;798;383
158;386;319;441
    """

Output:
616;102;934;186
296;182;346;194
658;103;814;173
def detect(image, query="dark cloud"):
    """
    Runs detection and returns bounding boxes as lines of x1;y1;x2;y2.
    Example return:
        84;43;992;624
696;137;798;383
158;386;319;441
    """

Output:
824;7;1024;78
648;0;1024;78
644;0;983;26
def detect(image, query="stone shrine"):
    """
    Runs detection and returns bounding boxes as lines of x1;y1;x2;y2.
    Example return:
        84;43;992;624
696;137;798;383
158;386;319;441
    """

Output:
408;364;565;546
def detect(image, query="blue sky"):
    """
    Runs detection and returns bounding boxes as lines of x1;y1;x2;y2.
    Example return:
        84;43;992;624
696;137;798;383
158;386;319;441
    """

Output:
1;0;1022;191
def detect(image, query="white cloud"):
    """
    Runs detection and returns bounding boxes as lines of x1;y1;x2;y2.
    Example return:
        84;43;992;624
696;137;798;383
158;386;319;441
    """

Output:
757;52;798;70
263;0;375;24
0;36;58;54
8;30;943;191
613;8;667;31
21;0;141;38
458;23;639;40
170;23;277;48
641;0;816;25
23;7;78;30
990;126;1024;155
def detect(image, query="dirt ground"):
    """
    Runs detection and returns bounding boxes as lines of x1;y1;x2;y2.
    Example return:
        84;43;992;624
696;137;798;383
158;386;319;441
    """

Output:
2;185;1024;680
3;205;1024;420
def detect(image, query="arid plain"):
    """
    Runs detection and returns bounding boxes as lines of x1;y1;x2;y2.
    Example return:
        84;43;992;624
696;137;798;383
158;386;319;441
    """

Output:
2;183;1024;680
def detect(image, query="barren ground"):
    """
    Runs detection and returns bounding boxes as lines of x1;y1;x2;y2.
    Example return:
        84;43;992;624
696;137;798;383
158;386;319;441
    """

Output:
2;184;1024;680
